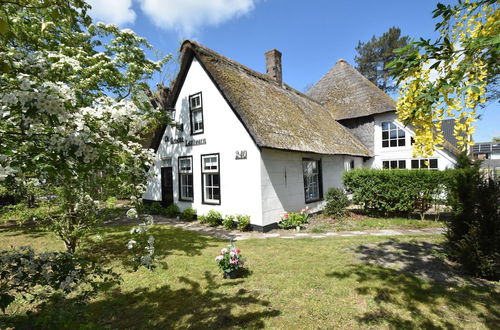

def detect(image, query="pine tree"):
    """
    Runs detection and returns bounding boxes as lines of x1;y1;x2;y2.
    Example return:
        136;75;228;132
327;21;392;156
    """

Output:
354;27;410;92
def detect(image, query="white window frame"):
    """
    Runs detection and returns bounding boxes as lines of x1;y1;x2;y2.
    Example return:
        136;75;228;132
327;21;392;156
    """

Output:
382;160;406;169
201;154;220;205
189;92;204;135
178;156;193;201
382;121;406;148
411;158;438;170
303;158;322;203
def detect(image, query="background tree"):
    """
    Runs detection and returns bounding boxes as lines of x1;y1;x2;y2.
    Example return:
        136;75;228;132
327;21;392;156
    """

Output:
0;0;171;252
389;0;499;157
354;27;411;92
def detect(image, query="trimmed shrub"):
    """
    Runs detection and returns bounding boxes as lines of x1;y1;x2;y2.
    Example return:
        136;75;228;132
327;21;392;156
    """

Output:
222;215;235;230
323;188;350;218
445;164;500;280
140;202;164;215
199;210;222;227
180;207;197;221
343;168;449;217
164;204;180;218
236;215;251;231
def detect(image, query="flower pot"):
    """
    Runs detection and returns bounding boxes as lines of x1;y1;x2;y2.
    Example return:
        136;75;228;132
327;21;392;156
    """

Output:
223;270;239;279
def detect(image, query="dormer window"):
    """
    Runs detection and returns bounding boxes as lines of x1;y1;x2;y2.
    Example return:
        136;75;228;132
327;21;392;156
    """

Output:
382;122;405;148
189;92;204;135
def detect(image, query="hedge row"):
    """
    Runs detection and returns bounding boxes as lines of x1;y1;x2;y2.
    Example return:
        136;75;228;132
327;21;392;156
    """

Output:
343;168;451;217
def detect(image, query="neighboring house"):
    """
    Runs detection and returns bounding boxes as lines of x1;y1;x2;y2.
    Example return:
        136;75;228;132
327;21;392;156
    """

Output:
472;141;500;180
307;60;459;171
143;40;459;231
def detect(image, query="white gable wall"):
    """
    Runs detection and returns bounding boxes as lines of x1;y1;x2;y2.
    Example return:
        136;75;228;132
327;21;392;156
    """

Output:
143;58;263;225
372;112;456;170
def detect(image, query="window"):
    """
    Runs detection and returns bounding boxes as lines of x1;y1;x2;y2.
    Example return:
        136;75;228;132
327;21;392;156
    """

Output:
303;159;322;203
382;160;406;169
201;154;220;204
411;158;438;170
178;156;193;201
189;92;204;134
382;122;406;148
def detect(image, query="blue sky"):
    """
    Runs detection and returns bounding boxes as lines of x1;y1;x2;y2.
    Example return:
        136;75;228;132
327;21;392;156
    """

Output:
88;0;499;142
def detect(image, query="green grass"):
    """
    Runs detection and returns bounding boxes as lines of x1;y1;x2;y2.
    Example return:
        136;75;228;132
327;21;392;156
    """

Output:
306;215;444;233
0;225;498;329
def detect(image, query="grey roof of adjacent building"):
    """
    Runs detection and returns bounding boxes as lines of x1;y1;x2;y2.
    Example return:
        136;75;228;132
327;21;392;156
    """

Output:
472;141;500;154
153;40;371;157
306;59;396;120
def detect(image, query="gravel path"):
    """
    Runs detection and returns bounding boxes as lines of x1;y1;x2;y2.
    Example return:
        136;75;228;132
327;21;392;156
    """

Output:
107;215;445;241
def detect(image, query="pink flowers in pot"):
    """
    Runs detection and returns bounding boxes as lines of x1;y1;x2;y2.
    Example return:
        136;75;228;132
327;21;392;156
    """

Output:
215;243;245;278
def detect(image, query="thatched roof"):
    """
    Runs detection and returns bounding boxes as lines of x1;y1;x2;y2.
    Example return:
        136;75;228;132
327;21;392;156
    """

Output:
155;41;371;157
307;59;396;120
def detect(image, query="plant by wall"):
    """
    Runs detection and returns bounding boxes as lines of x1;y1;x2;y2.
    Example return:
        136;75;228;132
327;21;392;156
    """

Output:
343;169;449;217
236;215;251;231
279;209;309;229
323;188;350;218
199;210;222;227
180;207;197;221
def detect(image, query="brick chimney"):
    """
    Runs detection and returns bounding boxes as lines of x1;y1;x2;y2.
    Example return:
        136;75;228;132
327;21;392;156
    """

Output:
265;49;282;84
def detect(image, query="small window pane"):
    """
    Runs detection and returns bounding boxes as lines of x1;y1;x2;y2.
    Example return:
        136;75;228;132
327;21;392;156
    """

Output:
430;159;438;169
398;130;405;138
389;123;396;130
398;160;406;169
390;140;397;147
382;141;389;148
382;131;388;140
411;160;419;169
398;139;406;147
303;159;321;202
382;122;389;130
390;130;397;138
390;161;397;168
383;161;389;169
420;160;428;168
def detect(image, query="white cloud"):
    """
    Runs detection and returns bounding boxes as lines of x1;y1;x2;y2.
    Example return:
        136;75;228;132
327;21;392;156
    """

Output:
137;0;256;36
87;0;136;26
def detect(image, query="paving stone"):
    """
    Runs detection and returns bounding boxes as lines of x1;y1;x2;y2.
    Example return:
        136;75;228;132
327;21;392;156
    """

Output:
295;233;310;237
312;235;326;238
280;236;295;239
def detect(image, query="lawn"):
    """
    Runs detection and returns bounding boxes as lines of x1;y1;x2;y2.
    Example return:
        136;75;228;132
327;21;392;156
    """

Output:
305;213;444;233
0;225;498;329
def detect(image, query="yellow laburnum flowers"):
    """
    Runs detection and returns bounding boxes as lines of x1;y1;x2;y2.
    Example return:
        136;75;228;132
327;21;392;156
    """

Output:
396;0;498;158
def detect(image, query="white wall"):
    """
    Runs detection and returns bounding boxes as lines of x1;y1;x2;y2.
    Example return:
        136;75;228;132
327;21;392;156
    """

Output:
259;148;361;226
143;58;263;225
372;112;456;170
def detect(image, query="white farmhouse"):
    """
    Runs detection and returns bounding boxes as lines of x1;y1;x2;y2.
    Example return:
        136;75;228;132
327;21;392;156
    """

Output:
143;40;459;231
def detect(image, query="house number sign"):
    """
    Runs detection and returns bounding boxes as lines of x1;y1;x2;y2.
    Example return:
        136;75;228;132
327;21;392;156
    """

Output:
235;150;247;160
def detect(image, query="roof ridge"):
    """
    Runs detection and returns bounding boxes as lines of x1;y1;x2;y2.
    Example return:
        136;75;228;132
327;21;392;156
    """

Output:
182;40;324;106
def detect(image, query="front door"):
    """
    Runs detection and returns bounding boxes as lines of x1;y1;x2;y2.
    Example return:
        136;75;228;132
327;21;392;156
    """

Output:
161;167;174;207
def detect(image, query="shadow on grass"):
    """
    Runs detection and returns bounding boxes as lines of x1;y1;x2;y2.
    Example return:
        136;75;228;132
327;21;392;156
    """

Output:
327;239;500;329
80;225;222;271
0;225;51;239
5;271;279;329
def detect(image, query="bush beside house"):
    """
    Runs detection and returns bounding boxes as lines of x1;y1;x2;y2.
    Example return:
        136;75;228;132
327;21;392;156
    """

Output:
343;168;449;217
446;164;500;280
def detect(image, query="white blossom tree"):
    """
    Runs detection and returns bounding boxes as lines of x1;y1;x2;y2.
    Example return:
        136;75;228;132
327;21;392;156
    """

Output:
0;0;171;252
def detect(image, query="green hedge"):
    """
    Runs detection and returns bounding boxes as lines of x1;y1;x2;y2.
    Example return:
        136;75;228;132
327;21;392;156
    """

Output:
343;168;450;217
